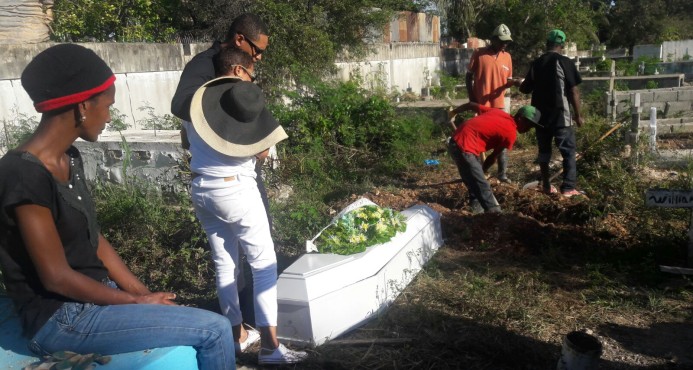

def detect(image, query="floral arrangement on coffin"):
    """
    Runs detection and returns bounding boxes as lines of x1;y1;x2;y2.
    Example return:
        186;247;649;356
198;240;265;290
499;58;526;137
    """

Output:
315;205;407;255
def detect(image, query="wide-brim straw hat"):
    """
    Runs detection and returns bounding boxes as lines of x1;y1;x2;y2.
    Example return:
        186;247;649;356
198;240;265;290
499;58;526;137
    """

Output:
190;77;287;157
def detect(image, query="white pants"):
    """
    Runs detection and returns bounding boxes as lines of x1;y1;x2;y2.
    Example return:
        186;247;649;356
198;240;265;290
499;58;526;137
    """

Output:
191;174;278;327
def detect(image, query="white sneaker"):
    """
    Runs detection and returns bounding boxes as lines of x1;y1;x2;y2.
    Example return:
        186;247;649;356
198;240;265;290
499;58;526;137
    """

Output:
258;343;308;365
234;326;261;354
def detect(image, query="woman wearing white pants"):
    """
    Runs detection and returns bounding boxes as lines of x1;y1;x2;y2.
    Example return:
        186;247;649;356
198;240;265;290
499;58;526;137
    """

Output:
188;75;306;365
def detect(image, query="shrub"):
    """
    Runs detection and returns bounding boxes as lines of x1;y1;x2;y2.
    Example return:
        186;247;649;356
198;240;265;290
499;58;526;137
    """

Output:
92;178;214;303
0;110;39;151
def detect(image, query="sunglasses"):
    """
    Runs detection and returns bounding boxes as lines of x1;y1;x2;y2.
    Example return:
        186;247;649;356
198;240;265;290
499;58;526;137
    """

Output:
240;33;265;57
237;65;256;82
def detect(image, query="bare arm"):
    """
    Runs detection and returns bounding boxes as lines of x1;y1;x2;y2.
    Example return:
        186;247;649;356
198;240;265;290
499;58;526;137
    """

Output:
450;101;481;116
569;86;584;127
15;204;176;306
465;72;476;103
96;234;151;296
482;149;502;173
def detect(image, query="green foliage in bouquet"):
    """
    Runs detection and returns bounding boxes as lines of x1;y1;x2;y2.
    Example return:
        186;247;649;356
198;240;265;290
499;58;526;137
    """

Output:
316;205;407;255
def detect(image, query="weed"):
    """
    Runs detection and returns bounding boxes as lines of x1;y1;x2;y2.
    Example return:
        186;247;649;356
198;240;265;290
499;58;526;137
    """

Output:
0;109;39;152
92;178;213;302
137;105;182;130
108;107;131;132
434;70;466;100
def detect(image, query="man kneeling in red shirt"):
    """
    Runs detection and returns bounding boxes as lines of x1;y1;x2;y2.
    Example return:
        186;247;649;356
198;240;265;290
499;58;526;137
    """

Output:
448;103;541;213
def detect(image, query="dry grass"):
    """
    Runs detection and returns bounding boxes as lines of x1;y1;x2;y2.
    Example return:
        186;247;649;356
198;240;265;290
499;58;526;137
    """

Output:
261;144;693;370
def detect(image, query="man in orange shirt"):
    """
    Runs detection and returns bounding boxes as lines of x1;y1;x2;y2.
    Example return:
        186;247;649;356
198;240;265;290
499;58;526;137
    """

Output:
466;24;523;183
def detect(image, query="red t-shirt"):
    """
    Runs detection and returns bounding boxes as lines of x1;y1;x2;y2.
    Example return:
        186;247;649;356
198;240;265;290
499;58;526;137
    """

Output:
453;106;517;156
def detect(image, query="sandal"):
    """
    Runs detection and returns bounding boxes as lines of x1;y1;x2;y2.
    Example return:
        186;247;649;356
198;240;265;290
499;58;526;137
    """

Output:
540;185;558;194
561;189;586;198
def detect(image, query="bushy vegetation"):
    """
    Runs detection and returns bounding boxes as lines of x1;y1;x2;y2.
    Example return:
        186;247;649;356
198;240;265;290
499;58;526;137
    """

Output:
92;175;215;304
267;79;444;253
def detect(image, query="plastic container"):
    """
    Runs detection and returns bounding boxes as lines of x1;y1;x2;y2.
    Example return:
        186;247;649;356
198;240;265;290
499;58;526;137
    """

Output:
556;331;603;370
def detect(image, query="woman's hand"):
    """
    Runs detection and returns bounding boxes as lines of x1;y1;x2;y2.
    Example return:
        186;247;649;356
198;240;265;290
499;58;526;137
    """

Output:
255;148;270;161
135;292;178;306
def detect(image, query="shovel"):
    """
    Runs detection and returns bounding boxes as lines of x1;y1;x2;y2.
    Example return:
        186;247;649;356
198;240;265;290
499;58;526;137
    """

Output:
522;121;625;190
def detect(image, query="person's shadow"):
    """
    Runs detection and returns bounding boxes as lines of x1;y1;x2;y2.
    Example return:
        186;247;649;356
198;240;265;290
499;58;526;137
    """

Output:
599;321;693;368
0;297;38;362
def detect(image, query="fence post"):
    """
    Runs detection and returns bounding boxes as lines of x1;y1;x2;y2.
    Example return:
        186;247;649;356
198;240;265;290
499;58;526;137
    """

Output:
649;106;657;152
627;92;641;164
609;60;616;123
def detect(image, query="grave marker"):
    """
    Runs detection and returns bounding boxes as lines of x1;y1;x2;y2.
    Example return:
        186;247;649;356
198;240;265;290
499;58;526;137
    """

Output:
646;189;693;274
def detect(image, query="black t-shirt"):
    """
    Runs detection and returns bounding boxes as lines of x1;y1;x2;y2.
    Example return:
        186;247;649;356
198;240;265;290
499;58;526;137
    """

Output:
522;51;582;125
170;41;222;122
0;146;107;337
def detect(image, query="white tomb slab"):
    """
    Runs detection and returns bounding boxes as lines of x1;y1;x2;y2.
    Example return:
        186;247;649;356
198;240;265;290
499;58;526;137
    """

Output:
276;204;443;347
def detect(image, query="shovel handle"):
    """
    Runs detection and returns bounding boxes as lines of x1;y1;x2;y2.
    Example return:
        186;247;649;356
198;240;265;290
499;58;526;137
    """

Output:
548;122;624;182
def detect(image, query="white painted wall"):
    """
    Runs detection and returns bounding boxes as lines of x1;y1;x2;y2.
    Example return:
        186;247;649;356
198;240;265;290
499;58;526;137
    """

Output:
1;42;441;130
633;44;663;60
663;40;693;62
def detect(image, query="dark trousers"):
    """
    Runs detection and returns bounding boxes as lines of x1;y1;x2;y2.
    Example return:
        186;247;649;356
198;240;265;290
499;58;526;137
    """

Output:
448;139;500;212
497;148;508;178
536;126;577;191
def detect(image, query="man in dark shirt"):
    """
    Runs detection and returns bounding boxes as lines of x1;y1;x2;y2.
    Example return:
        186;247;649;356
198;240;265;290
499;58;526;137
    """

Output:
171;13;269;122
520;29;584;197
172;13;272;220
171;13;271;355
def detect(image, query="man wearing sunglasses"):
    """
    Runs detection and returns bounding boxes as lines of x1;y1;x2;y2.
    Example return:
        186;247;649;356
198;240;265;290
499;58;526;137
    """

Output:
172;13;288;363
171;13;269;122
172;12;272;223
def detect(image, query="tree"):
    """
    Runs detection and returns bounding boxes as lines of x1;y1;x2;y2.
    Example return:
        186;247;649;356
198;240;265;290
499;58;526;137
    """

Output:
50;0;410;91
471;0;599;70
605;0;667;50
51;0;181;42
246;1;409;93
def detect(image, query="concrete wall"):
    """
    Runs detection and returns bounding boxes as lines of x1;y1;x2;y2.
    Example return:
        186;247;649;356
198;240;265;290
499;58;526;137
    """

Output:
0;0;52;44
633;44;663;60
73;130;188;193
609;86;693;118
335;43;441;95
663;40;693;62
440;48;474;77
581;74;684;95
659;61;693;80
1;42;440;130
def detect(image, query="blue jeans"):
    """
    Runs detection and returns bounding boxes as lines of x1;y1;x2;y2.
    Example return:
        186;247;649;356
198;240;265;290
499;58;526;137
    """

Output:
536;125;577;191
28;296;235;370
448;139;500;212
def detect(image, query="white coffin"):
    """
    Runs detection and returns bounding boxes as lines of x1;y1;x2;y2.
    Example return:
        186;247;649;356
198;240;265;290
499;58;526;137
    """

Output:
276;204;443;347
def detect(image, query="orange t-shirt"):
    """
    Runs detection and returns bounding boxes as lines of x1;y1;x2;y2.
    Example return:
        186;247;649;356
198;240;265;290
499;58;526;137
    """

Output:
467;47;513;108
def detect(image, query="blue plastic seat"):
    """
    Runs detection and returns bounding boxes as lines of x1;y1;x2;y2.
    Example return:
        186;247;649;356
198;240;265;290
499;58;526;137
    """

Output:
0;296;198;370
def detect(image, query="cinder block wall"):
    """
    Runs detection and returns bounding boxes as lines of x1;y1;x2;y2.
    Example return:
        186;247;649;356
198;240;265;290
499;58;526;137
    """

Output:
610;86;693;118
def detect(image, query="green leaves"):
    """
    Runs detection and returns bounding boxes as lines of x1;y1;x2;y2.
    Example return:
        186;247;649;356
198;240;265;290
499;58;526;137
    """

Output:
316;205;407;255
51;0;177;42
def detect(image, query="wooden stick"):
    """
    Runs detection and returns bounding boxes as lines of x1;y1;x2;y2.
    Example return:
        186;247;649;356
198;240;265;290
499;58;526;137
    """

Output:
325;338;413;346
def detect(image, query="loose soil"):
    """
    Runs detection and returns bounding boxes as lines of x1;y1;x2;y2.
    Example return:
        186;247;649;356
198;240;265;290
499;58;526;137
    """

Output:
254;148;693;370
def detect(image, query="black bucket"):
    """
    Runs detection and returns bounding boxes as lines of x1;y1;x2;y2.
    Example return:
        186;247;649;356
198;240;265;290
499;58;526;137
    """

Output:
556;331;603;370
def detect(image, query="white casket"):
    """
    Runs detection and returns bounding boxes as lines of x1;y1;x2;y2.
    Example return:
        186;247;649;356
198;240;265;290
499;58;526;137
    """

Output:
276;204;443;347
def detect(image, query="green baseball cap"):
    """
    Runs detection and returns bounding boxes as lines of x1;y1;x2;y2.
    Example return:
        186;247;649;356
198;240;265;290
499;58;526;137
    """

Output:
547;29;566;45
516;105;542;126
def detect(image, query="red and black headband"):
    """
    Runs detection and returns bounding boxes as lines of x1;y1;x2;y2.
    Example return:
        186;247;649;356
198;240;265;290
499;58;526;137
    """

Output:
21;44;116;113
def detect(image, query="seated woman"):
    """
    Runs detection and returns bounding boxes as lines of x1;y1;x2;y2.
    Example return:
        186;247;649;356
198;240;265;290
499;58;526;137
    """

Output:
0;44;235;370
